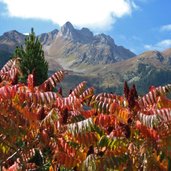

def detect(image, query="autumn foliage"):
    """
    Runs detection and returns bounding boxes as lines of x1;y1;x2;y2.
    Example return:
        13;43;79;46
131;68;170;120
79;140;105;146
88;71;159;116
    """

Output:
1;58;171;170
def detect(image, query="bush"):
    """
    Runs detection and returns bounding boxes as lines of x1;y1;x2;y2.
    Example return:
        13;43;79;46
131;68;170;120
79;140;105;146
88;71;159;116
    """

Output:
0;58;171;170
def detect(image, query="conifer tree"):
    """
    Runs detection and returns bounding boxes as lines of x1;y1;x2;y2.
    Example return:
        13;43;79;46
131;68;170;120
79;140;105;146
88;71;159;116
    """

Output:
15;28;48;85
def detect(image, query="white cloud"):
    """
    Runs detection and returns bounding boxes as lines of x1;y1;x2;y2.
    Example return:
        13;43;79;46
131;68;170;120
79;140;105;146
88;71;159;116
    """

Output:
144;39;171;51
144;44;151;49
23;32;29;35
0;0;137;31
160;24;171;32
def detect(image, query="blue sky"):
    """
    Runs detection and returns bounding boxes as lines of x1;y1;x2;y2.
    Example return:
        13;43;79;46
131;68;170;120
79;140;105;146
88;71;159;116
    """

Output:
0;0;171;54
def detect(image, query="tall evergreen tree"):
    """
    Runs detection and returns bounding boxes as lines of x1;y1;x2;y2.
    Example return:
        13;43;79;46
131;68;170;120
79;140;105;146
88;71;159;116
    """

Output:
15;28;48;85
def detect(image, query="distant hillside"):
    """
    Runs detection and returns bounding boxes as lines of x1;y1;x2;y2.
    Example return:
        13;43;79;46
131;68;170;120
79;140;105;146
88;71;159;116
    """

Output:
92;49;171;94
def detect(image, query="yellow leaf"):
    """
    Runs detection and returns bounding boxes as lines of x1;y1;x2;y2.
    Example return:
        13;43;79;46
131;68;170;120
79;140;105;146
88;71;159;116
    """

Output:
49;166;54;171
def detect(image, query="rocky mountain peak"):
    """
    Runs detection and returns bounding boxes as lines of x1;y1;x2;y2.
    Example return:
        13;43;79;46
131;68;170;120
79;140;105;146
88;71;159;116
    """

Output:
138;50;164;62
58;21;76;39
94;33;115;45
0;30;25;43
38;29;59;46
62;21;74;31
47;21;136;66
3;30;22;37
49;29;59;36
79;28;93;42
0;30;26;68
57;22;94;43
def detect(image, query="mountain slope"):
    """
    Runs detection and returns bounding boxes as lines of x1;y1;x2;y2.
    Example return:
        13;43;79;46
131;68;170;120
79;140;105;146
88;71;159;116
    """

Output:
93;49;171;94
38;29;59;46
45;22;136;70
0;30;26;68
0;22;136;71
0;29;59;68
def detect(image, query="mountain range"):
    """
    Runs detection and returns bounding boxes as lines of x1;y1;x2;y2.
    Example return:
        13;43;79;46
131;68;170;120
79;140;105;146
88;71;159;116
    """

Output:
0;21;171;94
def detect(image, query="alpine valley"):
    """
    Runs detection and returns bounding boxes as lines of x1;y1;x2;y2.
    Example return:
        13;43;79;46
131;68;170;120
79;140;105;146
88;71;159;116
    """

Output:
1;21;171;94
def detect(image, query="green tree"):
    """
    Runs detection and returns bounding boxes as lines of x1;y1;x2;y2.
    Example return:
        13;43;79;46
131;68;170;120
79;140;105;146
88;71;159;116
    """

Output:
15;28;48;85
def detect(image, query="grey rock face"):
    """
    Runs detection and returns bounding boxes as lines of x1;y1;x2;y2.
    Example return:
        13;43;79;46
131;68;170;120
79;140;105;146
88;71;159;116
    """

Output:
0;30;25;43
47;22;136;66
38;29;58;46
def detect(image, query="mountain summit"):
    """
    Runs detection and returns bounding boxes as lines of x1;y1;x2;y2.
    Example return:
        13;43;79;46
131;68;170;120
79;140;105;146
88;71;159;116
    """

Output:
0;30;25;52
38;29;58;46
0;22;136;70
0;30;26;68
57;21;94;43
46;22;136;69
59;21;75;39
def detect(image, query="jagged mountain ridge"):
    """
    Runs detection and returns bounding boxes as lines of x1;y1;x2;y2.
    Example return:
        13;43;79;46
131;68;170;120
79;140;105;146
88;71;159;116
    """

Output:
0;22;136;70
38;29;59;46
46;22;136;69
